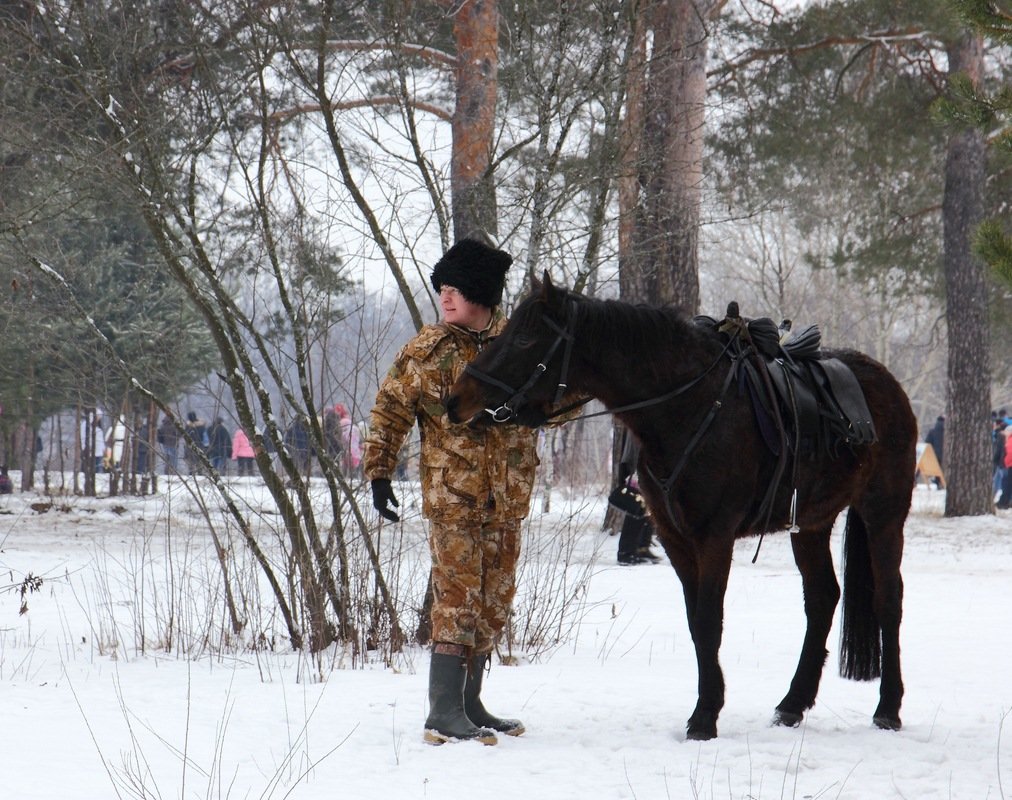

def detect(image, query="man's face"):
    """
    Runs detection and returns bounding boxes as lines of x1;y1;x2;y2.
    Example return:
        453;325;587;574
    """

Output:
439;285;490;330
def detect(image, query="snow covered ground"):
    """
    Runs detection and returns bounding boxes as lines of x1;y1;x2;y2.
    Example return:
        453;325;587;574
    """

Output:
1;477;1009;799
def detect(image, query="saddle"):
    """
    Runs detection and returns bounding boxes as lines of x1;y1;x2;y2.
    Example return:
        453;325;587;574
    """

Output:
694;303;877;533
696;302;876;459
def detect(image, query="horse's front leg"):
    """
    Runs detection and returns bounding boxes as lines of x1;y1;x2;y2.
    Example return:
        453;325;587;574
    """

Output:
668;539;733;741
774;526;839;727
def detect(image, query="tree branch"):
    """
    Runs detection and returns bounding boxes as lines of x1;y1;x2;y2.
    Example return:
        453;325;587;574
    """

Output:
266;95;452;125
323;38;458;70
709;26;936;78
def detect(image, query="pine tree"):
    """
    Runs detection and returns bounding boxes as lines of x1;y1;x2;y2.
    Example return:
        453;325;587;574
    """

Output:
709;0;1007;516
941;0;1012;287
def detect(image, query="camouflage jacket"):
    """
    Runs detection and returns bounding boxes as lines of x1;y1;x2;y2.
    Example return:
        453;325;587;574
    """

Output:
363;315;541;522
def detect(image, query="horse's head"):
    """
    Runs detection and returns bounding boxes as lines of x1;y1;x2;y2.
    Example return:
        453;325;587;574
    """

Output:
446;271;574;426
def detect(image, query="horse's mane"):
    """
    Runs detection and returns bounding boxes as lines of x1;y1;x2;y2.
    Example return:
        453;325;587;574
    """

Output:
566;293;714;356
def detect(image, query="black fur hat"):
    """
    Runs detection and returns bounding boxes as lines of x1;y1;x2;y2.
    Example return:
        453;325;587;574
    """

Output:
430;236;513;309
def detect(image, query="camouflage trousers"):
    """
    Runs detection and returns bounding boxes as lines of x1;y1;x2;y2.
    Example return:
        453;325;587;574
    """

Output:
427;515;522;654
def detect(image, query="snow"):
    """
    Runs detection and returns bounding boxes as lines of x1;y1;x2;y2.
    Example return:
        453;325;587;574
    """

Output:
1;479;1010;799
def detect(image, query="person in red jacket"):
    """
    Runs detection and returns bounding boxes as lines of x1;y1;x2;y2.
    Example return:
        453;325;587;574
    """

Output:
231;427;256;477
998;425;1012;509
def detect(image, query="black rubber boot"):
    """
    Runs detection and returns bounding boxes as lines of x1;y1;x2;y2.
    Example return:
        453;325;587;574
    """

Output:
637;521;662;563
423;645;498;746
464;653;525;737
617;513;650;565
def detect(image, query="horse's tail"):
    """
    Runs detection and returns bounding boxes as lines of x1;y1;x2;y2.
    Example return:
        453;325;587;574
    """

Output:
838;507;882;681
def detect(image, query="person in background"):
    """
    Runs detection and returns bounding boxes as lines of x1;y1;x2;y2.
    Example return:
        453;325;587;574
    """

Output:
232;427;256;477
254;426;275;468
0;465;12;494
104;416;126;471
998;425;1012;510
321;407;345;470
283;416;311;475
608;427;662;566
135;420;150;474
80;408;105;473
157;414;180;474
333;403;363;476
207;417;232;473
363;235;574;747
924;414;945;489
183;411;208;474
993;417;1007;502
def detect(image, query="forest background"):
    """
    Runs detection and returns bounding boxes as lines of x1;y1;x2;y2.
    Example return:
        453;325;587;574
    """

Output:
0;0;1010;658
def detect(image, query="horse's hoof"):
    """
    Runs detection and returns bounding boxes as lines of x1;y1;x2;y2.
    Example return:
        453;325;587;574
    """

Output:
873;714;902;731
772;709;803;728
685;722;717;741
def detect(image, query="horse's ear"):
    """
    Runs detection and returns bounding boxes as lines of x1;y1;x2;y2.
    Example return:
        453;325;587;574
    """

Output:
540;270;567;313
530;270;557;302
530;270;552;299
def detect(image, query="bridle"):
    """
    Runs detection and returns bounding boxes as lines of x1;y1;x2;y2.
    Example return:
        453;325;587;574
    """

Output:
461;294;739;425
463;297;579;423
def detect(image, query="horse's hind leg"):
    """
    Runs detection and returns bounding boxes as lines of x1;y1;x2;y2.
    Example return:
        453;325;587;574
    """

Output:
858;504;905;730
836;502;905;729
774;526;840;727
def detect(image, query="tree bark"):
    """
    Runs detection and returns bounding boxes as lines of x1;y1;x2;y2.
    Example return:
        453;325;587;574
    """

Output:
451;0;499;238
943;32;993;517
618;7;647;302
627;0;722;312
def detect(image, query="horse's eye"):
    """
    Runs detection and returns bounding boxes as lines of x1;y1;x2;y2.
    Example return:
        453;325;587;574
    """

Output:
514;334;535;349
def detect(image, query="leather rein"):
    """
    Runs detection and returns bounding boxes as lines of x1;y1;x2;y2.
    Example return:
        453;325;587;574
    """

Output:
462;294;745;426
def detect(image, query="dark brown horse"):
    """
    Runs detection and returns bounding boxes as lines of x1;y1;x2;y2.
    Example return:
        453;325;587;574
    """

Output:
446;274;916;741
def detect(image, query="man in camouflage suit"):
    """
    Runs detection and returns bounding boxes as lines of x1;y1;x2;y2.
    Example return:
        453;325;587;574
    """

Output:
364;236;545;746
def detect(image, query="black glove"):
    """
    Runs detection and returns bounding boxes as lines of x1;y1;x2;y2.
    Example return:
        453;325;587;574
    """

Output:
511;403;548;428
371;478;400;522
607;483;647;518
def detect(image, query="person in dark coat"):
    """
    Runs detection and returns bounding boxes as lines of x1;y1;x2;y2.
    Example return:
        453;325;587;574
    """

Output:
283;417;312;475
183;411;208;474
135;421;151;474
322;408;344;468
157;415;180;474
207;417;232;473
608;426;661;566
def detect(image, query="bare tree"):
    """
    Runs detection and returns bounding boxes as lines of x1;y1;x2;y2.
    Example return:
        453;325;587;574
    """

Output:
1;0;649;656
0;0;409;653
